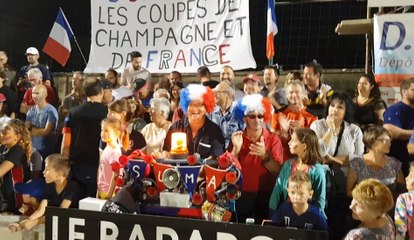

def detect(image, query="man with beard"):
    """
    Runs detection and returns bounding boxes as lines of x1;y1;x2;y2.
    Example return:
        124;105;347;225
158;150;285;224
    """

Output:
17;47;52;87
162;84;224;159
59;72;86;119
219;65;244;100
384;78;414;176
260;65;288;111
168;71;182;86
271;80;317;161
25;84;58;159
121;51;152;90
302;61;333;119
229;94;282;224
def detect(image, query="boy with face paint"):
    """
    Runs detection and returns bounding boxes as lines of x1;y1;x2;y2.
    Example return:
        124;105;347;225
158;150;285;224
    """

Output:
272;171;328;230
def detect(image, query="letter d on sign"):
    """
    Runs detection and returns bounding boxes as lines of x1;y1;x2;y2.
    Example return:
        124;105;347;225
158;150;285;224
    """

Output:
380;21;406;50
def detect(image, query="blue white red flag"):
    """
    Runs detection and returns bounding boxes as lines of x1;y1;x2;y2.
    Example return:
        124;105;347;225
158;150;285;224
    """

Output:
43;8;74;66
266;0;278;60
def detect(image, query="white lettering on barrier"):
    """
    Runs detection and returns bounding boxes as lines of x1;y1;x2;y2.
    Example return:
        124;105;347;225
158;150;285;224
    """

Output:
129;225;146;240
49;213;308;239
156;226;179;240
251;236;274;240
69;218;85;240
101;221;119;240
217;232;237;240
52;216;59;240
129;224;145;240
189;229;203;240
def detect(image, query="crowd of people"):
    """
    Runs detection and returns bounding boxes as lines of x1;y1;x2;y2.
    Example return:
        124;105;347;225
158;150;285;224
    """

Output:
1;48;414;239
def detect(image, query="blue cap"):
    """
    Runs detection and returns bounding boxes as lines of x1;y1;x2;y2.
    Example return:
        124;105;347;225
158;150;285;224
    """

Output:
14;179;47;200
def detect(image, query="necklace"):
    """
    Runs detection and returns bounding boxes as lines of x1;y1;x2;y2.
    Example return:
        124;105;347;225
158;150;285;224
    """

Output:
357;96;372;106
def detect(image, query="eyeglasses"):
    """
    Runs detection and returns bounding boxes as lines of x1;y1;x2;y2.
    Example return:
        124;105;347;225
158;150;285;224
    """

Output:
246;114;264;119
376;138;392;143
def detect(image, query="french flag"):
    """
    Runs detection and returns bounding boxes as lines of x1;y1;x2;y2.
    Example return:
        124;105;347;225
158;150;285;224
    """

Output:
266;0;278;60
43;8;74;66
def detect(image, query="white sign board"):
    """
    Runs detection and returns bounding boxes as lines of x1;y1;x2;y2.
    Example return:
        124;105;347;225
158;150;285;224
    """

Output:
84;0;257;74
368;0;414;7
373;13;414;104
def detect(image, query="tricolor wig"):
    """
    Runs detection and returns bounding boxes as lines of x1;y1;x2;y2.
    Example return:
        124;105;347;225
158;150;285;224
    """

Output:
234;94;273;124
179;84;215;114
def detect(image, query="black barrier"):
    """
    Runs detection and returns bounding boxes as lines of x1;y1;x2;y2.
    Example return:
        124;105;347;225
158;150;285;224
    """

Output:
46;207;328;240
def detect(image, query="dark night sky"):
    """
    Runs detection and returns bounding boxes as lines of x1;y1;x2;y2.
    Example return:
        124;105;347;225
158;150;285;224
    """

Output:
0;0;367;72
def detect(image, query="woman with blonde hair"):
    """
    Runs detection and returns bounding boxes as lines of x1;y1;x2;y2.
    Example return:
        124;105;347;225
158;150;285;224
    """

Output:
107;99;146;155
345;178;395;239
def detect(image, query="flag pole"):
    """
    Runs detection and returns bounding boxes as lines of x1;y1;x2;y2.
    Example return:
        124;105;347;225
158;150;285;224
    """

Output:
268;58;273;65
60;7;88;66
73;36;88;66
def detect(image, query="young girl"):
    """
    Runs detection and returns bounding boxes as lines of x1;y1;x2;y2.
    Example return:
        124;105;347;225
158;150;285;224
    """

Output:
395;163;414;240
107;99;146;155
269;128;326;217
97;118;123;200
0;119;31;213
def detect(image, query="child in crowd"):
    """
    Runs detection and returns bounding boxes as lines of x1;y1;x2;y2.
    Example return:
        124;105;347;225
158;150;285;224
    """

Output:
272;172;328;231
395;163;414;240
8;179;47;232
97;118;123;199
0;119;31;213
9;154;78;231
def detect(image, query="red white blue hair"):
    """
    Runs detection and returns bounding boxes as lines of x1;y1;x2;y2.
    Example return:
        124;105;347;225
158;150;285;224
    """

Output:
234;94;273;124
179;84;215;114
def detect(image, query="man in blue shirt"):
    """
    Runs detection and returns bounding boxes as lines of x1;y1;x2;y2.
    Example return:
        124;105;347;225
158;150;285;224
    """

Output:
384;78;414;176
208;81;244;149
25;84;58;159
272;172;328;231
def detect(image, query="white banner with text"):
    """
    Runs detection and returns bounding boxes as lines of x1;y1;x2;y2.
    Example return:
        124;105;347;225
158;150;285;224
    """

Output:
84;0;257;74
